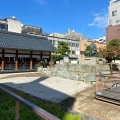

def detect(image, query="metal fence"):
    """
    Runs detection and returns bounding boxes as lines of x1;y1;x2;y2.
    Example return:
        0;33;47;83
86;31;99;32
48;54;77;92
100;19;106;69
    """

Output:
0;85;60;120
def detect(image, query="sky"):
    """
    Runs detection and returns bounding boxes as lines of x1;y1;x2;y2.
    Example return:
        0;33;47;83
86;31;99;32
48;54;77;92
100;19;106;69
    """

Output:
0;0;110;39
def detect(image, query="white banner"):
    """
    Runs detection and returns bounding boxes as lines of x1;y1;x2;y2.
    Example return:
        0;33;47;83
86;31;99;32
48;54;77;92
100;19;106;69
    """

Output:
5;54;15;57
33;55;40;58
18;54;30;58
42;56;49;58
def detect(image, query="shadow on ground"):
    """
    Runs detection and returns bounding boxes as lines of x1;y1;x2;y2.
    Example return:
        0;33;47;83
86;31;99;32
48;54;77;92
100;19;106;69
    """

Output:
0;76;79;119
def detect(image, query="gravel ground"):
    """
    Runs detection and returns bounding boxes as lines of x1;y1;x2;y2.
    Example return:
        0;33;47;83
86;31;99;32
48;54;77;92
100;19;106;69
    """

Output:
1;72;119;120
0;73;90;103
61;86;120;120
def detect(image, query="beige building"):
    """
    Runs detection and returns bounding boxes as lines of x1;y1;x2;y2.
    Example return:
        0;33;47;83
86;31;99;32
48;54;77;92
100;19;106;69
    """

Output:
48;31;81;59
80;40;106;58
0;16;22;33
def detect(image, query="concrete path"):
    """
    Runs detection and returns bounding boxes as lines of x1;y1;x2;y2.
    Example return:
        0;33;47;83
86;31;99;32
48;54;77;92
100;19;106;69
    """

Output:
0;74;90;103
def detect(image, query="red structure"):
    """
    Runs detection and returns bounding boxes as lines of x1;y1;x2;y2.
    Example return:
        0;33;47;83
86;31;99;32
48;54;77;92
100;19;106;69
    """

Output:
106;24;120;45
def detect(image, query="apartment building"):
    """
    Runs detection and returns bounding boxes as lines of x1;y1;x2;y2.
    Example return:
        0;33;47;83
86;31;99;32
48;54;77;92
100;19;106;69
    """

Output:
48;29;81;59
22;25;42;35
0;16;22;33
108;0;120;26
93;35;106;44
106;0;120;44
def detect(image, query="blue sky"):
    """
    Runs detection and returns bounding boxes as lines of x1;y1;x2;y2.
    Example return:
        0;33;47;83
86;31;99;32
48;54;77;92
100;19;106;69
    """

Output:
0;0;109;39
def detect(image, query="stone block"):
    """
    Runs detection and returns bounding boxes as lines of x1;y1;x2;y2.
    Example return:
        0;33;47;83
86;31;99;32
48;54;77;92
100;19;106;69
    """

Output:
68;64;80;72
63;56;69;63
68;72;79;80
90;66;96;73
37;67;43;72
79;57;97;65
78;74;85;81
80;65;91;73
51;70;57;76
85;74;96;82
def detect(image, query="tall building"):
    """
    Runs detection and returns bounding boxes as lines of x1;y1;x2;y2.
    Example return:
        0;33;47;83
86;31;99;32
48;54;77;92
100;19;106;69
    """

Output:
0;16;22;33
48;30;81;59
93;35;106;44
106;0;120;44
108;0;120;26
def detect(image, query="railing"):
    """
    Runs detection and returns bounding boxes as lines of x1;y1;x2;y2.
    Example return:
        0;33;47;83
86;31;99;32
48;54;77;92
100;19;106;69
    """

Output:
96;74;120;93
0;85;60;120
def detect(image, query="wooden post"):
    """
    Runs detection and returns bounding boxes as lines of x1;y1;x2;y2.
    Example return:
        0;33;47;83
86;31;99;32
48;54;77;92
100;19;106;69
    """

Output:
15;101;19;120
49;52;51;61
30;51;32;69
15;50;18;70
2;49;5;70
40;52;42;61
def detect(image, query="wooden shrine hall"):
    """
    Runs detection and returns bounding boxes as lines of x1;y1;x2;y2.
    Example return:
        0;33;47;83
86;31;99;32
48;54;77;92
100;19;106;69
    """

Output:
0;30;56;71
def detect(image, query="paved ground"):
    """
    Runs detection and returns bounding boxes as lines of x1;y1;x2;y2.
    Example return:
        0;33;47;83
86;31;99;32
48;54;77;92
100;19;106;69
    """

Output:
0;72;90;103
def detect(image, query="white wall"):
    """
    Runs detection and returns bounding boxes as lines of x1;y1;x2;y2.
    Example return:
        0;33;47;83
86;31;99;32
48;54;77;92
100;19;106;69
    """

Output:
7;19;22;33
109;0;120;26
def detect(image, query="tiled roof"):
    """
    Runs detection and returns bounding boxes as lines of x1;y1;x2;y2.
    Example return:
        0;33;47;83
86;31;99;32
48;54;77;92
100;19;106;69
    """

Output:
0;30;56;52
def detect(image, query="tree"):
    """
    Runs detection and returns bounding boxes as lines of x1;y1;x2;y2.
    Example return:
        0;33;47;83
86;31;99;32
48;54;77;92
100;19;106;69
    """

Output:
99;39;120;63
85;42;98;57
85;45;90;56
51;41;71;63
107;39;120;49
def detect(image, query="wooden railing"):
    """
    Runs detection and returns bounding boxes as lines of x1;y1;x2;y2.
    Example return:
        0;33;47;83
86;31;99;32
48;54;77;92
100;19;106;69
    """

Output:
0;85;60;120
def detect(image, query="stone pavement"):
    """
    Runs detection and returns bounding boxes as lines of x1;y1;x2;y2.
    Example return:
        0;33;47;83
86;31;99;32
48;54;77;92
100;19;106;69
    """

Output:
0;73;90;103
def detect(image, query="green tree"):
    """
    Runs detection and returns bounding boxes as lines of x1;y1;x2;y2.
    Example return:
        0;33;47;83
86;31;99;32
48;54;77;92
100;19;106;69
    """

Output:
85;45;90;56
51;41;71;63
107;39;120;49
85;43;98;57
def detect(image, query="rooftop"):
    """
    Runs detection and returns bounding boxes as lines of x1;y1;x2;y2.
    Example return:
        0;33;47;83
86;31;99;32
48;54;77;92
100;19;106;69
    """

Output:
0;30;56;52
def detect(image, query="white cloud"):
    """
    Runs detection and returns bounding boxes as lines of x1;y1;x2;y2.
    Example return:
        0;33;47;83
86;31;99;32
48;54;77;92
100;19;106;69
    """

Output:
88;11;108;28
35;0;48;5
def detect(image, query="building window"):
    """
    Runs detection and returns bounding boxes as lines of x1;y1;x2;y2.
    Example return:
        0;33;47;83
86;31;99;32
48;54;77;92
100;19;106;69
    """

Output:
112;10;117;16
76;43;79;47
53;40;55;45
116;20;120;24
0;23;8;31
72;43;75;47
72;51;75;55
68;42;71;46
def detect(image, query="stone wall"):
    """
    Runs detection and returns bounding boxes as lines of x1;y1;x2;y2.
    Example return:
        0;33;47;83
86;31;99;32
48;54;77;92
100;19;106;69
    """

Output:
37;63;120;82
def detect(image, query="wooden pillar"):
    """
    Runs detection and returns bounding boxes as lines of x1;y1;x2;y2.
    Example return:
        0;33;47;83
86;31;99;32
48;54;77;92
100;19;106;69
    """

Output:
49;52;51;61
40;52;42;61
2;49;5;70
30;51;32;69
15;50;18;70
